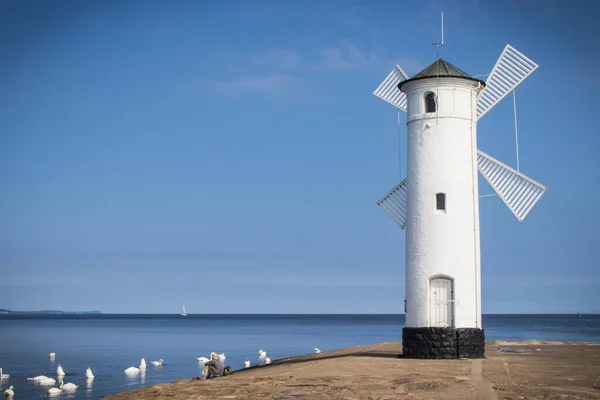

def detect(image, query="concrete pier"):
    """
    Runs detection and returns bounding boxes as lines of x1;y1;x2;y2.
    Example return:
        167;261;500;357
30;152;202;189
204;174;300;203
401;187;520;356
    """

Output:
106;341;600;399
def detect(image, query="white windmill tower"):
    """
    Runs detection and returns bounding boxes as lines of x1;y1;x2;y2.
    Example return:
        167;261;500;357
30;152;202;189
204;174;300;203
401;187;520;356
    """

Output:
372;21;546;358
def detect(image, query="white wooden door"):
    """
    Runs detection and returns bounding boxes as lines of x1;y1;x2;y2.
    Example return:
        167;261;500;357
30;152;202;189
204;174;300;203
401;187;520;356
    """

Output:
429;277;454;327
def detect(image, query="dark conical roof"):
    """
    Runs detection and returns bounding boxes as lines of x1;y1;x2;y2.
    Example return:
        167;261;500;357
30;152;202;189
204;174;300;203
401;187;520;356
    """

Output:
398;58;485;91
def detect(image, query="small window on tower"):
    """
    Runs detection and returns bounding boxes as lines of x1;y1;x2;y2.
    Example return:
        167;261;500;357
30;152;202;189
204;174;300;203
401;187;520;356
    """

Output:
436;193;446;211
425;92;436;113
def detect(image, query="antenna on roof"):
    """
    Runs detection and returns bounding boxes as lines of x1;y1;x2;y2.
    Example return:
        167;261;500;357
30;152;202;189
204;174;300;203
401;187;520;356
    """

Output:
432;12;444;59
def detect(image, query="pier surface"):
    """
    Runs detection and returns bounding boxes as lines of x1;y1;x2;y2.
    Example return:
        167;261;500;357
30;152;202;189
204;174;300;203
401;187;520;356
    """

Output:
105;341;600;399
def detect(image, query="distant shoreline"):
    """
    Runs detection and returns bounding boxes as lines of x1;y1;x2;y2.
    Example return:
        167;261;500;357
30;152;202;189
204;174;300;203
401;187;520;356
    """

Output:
0;309;101;315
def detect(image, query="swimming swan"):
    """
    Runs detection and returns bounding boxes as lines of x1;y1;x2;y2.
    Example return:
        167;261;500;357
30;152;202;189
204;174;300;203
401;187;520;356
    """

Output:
0;368;9;380
49;352;56;359
27;375;50;381
244;360;251;368
151;359;163;366
265;357;271;364
57;364;65;376
196;356;209;364
47;382;62;396
218;353;226;363
314;348;322;354
37;377;56;386
139;358;147;370
86;367;94;379
124;366;140;374
3;386;14;397
60;380;78;391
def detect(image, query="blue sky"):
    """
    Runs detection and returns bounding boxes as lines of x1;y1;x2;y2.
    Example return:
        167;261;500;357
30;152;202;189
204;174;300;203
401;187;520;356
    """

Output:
1;0;599;314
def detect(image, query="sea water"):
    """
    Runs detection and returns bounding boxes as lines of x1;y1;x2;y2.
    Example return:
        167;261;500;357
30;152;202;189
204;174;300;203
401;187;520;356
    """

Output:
0;314;598;399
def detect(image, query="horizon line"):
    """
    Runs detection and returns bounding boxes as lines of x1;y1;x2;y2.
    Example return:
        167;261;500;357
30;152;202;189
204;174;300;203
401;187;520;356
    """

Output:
1;312;597;316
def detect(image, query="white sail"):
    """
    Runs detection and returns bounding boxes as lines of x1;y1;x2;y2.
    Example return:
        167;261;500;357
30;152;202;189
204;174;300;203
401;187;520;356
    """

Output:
376;179;408;229
181;305;187;316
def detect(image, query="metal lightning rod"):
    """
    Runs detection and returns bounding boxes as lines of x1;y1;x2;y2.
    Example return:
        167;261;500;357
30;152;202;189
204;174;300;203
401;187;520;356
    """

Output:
432;12;444;58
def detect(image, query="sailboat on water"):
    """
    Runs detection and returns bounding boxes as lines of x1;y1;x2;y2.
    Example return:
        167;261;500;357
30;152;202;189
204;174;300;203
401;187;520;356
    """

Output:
181;305;187;317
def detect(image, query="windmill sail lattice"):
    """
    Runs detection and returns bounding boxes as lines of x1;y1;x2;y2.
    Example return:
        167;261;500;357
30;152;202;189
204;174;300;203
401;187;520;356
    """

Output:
377;150;546;227
374;44;545;227
377;179;408;229
476;44;538;120
373;65;409;111
477;150;546;221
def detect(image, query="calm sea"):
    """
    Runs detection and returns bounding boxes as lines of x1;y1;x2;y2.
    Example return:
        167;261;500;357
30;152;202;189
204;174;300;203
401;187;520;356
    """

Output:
0;314;598;399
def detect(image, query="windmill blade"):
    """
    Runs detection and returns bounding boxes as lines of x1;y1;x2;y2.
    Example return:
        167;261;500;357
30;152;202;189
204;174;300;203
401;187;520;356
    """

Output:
376;179;408;229
476;45;538;120
373;65;409;112
477;150;546;221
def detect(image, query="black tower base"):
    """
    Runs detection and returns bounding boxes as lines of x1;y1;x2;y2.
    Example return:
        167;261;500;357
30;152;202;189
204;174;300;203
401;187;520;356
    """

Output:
402;327;485;359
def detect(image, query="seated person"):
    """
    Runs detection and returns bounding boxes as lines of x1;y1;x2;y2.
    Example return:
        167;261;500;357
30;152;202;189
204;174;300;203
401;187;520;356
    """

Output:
202;352;224;379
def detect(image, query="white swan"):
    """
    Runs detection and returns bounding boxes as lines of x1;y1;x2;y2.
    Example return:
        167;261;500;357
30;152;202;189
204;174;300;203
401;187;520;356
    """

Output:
265;357;271;364
258;350;266;360
38;377;56;386
244;360;251;368
196;356;209;364
27;375;50;381
314;348;322;354
218;353;226;363
139;358;147;370
86;367;94;379
0;368;9;380
124;366;140;375
151;359;163;366
60;380;78;391
49;352;56;359
47;382;62;396
3;386;14;397
57;364;65;376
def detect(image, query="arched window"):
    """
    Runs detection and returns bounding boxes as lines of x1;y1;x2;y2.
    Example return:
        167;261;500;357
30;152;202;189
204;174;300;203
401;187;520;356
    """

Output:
425;92;436;113
436;193;446;211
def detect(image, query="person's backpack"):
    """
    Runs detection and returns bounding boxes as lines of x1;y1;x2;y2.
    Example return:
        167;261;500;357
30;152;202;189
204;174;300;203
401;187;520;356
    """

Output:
223;366;232;376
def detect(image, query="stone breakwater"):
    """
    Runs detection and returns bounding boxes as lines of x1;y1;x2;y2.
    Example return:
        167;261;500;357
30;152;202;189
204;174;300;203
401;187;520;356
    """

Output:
106;341;600;400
